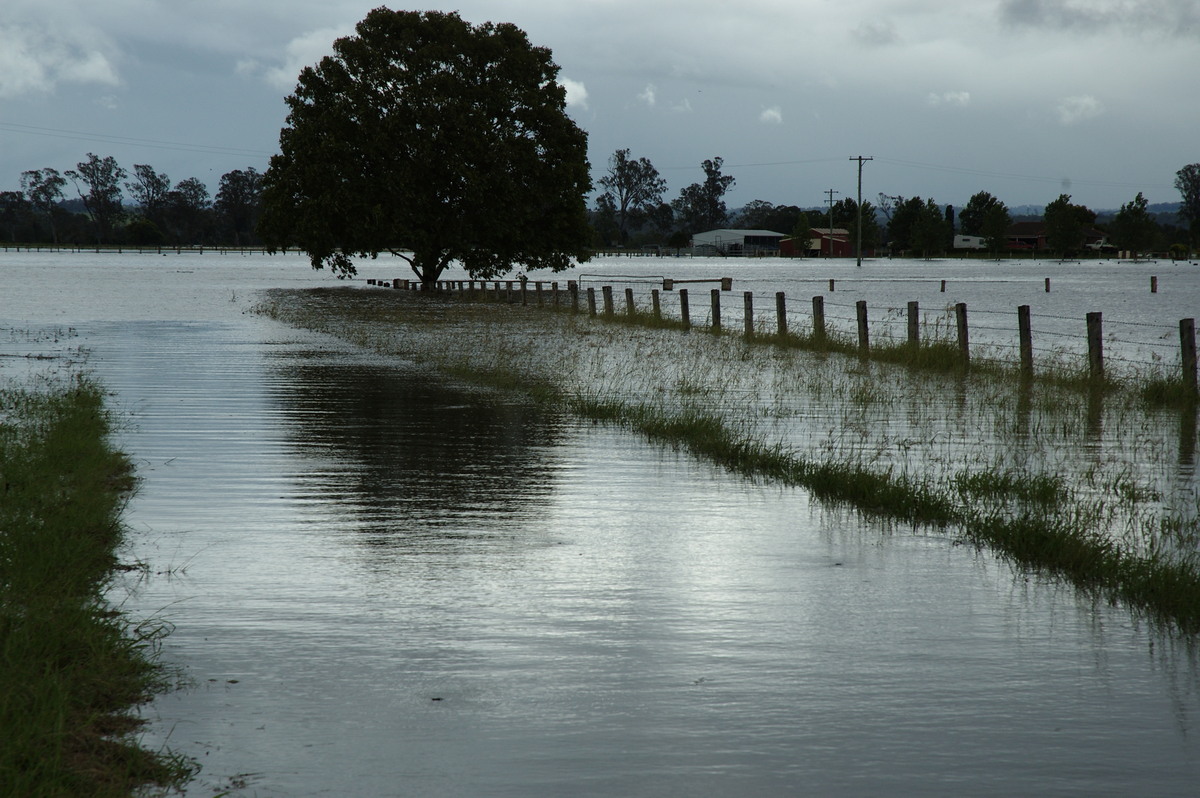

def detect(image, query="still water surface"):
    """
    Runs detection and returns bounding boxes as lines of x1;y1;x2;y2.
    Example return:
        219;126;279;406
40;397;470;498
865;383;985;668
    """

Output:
4;251;1200;796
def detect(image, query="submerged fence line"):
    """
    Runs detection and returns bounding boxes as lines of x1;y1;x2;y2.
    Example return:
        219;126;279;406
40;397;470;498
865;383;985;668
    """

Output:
365;277;1198;390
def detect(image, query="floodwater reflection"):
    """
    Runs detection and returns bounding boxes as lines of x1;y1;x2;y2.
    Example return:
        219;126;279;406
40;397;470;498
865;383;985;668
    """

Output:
267;355;570;545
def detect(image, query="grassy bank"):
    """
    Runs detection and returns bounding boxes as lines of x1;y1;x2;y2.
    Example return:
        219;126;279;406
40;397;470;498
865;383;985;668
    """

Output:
255;287;1200;632
0;375;193;796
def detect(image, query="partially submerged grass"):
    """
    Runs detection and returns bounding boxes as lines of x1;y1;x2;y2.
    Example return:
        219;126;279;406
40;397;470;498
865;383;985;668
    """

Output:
256;287;1200;633
0;374;195;796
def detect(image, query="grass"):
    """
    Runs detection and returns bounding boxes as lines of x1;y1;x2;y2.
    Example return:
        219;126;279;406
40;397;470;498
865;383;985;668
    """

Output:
255;287;1200;633
0;374;195;797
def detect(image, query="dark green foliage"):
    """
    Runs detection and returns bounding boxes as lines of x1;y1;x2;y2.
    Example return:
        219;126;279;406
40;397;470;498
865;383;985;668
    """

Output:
258;8;593;287
959;191;1002;236
0;378;194;795
671;157;735;234
1108;192;1156;257
597;149;667;245
65;154;127;245
1043;193;1095;256
1175;163;1200;246
980;203;1012;254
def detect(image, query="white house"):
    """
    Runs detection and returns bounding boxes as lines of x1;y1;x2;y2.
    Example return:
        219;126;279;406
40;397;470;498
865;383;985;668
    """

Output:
691;229;786;256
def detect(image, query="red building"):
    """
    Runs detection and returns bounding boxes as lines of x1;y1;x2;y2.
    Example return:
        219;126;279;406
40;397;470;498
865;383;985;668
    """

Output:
780;228;855;258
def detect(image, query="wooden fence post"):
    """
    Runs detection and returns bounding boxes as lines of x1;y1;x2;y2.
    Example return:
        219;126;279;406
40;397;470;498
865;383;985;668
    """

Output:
1152;276;1159;294
552;281;559;307
1181;318;1197;393
652;289;661;320
1018;305;1033;376
625;287;635;316
680;289;691;330
711;288;722;331
536;281;544;306
721;277;733;291
812;295;825;341
776;292;787;337
1087;311;1104;379
856;300;869;353
956;302;969;366
907;301;919;346
602;285;614;317
744;291;754;338
587;287;597;317
1045;277;1051;292
829;278;835;292
569;281;579;312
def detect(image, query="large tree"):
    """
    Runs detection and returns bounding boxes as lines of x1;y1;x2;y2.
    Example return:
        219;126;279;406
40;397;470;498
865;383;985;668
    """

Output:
597;149;666;245
1108;191;1156;258
980;202;1012;255
65;154;126;244
20;168;67;244
671;157;735;234
215;168;263;246
1043;193;1094;256
126;164;172;230
259;8;592;286
959;191;1002;236
164;177;212;244
1176;163;1200;248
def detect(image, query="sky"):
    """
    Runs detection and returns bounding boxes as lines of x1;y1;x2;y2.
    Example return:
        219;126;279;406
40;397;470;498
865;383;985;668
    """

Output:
1;0;1197;214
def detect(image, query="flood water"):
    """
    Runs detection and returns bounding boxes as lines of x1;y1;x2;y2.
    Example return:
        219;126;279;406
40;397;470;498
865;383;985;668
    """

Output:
4;251;1200;796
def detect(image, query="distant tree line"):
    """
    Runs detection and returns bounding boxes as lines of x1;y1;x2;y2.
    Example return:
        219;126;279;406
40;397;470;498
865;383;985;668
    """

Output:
3;145;1198;261
591;151;1200;259
0;153;265;247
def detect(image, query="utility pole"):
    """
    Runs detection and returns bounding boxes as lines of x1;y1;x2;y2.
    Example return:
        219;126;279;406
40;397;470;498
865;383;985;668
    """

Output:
849;156;873;267
824;188;839;258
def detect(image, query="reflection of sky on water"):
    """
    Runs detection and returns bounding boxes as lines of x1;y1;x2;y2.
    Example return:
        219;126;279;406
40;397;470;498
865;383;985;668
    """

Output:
3;252;1200;795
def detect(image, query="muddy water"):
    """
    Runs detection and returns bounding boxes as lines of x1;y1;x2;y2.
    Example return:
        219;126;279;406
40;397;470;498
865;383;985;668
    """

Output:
4;252;1200;796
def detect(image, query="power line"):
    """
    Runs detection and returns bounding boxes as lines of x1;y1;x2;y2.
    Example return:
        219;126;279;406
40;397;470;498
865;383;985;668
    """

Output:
0;121;275;160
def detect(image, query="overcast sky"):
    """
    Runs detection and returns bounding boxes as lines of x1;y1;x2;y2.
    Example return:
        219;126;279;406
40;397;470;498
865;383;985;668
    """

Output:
2;0;1196;213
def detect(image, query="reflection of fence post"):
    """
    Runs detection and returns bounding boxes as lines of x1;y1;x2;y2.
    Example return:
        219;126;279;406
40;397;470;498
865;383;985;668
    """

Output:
680;289;691;330
587;287;597;317
776;292;787;337
602;285;614;316
907;301;919;346
956;302;969;366
1182;318;1197;393
812;296;825;341
744;291;754;338
711;289;722;331
625;287;635;316
1087;311;1104;379
856;300;869;353
1018;305;1033;376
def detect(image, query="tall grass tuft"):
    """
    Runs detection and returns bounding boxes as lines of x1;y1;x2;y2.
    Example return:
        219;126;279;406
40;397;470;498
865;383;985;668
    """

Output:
0;375;195;796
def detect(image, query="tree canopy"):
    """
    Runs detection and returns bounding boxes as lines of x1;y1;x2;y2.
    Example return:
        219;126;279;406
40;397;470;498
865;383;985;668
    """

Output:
1044;194;1095;256
258;8;593;286
959;191;1002;236
1176;163;1200;247
671;157;735;234
1108;191;1156;258
597;149;666;245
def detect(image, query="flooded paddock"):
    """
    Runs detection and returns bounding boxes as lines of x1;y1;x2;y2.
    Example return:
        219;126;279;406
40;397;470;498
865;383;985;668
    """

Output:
3;251;1200;796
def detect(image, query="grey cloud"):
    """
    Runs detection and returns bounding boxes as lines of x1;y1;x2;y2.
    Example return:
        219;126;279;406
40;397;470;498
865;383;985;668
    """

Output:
998;0;1200;37
851;19;900;46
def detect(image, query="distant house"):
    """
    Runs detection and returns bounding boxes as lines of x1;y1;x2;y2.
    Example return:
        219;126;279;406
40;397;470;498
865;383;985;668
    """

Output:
779;228;854;258
1006;222;1107;252
691;229;786;256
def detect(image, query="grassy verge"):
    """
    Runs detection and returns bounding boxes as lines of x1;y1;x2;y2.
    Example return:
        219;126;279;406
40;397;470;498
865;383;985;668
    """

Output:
0;375;194;796
256;288;1200;633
